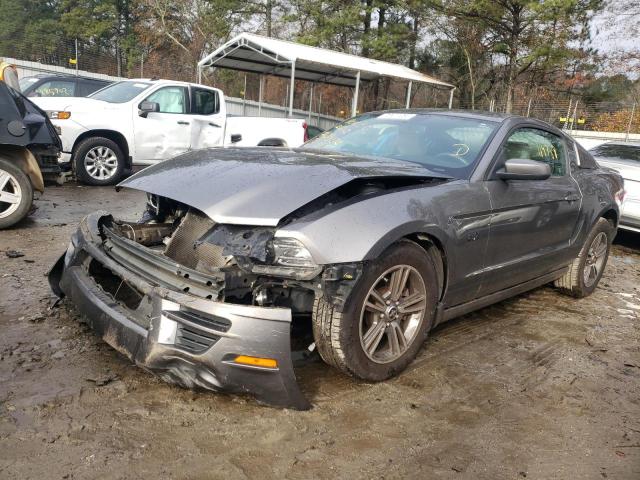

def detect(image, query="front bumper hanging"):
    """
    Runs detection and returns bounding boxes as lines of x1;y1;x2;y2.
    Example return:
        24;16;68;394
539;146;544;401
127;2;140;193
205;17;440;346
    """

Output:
48;214;311;410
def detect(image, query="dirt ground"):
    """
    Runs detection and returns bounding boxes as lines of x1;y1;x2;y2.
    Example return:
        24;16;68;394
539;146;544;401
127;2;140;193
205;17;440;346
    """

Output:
1;183;639;480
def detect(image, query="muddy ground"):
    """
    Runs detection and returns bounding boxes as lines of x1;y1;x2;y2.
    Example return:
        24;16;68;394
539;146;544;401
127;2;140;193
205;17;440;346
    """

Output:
1;183;639;480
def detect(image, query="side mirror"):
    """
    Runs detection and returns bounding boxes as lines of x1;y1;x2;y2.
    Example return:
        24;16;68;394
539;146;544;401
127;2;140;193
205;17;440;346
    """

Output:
138;101;159;118
230;133;242;144
496;159;551;181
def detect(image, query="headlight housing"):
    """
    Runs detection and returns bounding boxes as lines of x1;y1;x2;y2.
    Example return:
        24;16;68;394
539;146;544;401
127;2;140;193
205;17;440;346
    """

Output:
47;111;71;120
271;237;316;268
249;237;321;280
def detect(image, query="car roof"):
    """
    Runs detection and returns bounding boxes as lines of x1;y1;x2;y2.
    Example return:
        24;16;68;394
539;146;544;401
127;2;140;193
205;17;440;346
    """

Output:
368;108;518;123
126;78;220;89
22;74;110;82
597;141;640;148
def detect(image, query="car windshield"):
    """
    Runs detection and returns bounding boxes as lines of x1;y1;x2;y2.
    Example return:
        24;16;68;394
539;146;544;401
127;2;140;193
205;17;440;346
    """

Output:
301;112;498;178
89;81;152;103
590;144;640;164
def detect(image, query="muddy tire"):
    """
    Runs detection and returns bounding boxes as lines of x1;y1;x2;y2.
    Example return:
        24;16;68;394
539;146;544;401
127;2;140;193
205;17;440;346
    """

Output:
0;158;33;229
554;218;614;298
312;241;438;381
74;137;125;186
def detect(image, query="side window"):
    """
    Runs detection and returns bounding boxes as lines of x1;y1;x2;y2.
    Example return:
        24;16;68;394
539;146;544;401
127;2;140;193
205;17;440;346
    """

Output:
191;88;219;115
30;80;76;97
502;128;567;176
144;86;188;114
77;80;108;96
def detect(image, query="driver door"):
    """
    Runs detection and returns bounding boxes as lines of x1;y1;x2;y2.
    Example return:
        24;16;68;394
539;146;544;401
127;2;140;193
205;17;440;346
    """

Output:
133;85;192;163
479;126;581;295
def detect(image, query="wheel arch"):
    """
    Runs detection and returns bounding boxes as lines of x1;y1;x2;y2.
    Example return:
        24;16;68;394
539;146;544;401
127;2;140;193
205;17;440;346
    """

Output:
363;222;449;301
257;137;287;147
600;207;618;228
0;146;44;192
72;130;131;168
405;233;447;301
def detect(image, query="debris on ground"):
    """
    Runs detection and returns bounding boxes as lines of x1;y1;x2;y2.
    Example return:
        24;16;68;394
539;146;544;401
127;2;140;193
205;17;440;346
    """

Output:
85;373;119;386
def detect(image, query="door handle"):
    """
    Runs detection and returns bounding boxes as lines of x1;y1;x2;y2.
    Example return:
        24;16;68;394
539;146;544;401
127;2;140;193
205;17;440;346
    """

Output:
177;121;190;125
564;193;580;202
208;122;221;128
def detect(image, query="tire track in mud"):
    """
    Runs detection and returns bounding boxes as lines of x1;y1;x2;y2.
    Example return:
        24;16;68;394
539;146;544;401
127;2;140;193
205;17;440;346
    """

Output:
306;293;545;405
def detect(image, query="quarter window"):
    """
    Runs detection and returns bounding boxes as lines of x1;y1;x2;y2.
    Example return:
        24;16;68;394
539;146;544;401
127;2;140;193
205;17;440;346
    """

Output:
502;128;567;176
145;86;188;114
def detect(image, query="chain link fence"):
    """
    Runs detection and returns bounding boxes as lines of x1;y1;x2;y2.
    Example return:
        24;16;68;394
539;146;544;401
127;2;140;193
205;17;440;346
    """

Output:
3;39;638;137
458;97;639;137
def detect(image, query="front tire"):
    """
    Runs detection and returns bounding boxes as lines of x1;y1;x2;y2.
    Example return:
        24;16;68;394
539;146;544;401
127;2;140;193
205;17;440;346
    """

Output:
554;217;614;297
312;241;438;381
74;137;125;186
0;158;33;229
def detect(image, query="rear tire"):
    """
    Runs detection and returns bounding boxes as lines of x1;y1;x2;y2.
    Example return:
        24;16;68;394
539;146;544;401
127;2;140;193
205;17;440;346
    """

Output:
554;218;614;298
312;241;438;381
0;158;33;229
74;137;125;186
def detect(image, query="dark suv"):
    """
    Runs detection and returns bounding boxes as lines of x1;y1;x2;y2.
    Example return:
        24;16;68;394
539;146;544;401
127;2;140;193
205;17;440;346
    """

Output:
19;75;111;98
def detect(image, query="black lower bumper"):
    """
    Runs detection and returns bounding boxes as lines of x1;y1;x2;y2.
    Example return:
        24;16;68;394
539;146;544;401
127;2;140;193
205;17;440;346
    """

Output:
49;214;311;410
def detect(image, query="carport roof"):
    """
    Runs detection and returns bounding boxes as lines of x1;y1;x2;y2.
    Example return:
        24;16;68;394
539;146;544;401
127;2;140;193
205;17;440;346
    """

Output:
197;32;454;89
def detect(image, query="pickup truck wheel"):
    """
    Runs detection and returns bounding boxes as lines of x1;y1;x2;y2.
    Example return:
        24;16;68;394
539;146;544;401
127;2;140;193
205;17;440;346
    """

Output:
554;218;614;298
0;158;33;229
74;137;125;186
312;241;438;381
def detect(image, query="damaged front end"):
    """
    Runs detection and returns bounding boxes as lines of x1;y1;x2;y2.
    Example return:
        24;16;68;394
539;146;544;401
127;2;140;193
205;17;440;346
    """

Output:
49;195;363;409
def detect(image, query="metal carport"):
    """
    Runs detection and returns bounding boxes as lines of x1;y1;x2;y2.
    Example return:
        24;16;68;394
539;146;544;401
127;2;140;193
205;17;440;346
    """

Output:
197;32;455;117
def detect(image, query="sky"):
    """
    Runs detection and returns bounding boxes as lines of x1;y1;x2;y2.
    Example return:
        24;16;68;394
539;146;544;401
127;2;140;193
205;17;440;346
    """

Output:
590;5;639;76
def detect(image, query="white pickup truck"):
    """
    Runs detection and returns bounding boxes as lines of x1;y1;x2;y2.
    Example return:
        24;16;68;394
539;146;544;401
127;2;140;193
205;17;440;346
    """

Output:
33;79;310;185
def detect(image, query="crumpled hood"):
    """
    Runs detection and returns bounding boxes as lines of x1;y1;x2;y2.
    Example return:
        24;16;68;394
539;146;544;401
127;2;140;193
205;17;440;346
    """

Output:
118;148;447;226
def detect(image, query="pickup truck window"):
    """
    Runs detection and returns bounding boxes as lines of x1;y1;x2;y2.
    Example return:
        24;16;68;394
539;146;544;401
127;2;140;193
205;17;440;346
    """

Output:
90;81;151;103
145;86;188;114
191;88;219;115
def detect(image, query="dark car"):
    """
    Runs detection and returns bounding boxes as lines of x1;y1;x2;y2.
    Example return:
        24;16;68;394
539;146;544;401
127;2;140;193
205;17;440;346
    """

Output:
0;82;62;228
49;110;623;409
19;74;112;98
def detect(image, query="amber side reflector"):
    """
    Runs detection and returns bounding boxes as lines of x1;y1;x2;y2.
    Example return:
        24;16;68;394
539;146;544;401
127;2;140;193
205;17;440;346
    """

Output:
234;355;278;369
57;111;71;119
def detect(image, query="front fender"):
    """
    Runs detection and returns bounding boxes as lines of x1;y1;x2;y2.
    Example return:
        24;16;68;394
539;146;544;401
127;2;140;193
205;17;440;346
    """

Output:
275;186;457;265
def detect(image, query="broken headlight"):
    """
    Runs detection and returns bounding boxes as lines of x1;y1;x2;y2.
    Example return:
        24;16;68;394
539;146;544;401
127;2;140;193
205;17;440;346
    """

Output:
249;237;321;280
271;238;316;268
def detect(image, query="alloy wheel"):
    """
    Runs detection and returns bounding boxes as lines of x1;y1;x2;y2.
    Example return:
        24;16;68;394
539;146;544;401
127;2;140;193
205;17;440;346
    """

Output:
0;169;23;219
359;265;427;364
583;232;608;287
84;146;118;180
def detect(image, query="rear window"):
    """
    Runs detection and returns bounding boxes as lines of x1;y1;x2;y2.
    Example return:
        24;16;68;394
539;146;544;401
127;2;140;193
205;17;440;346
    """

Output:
77;79;110;97
589;144;640;163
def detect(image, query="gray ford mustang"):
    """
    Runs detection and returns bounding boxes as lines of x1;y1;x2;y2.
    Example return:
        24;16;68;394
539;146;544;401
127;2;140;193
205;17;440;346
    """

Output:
49;110;624;409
